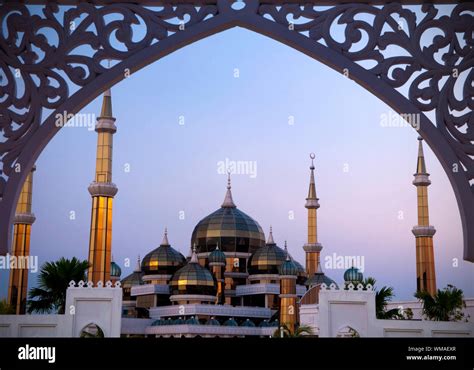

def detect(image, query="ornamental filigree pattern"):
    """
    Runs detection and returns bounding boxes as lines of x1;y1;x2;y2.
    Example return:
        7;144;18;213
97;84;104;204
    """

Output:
0;2;218;193
0;1;473;259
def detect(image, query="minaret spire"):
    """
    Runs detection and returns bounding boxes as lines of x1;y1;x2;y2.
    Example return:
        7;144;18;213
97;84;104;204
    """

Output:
416;136;427;175
87;88;119;284
303;153;323;276
412;137;437;295
221;171;236;208
134;255;141;272
190;245;199;263
267;226;275;245
307;153;317;201
284;240;290;261
100;89;113;118
8;166;36;314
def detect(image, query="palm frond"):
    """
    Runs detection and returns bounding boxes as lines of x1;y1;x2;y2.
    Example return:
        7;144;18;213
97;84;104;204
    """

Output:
0;299;15;314
415;285;466;321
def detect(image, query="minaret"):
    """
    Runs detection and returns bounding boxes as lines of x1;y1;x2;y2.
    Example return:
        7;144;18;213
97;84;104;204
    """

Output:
279;241;298;334
208;243;226;304
303;153;323;276
412;137;437;295
7;166;36;314
87;88;118;284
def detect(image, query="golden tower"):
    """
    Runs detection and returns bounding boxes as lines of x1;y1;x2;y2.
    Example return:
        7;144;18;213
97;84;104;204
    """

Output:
87;89;118;284
412;137;437;295
7;166;36;314
303;153;323;276
279;242;298;334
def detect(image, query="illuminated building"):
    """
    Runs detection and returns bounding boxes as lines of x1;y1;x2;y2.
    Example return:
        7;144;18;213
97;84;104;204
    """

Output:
124;175;314;336
89;131;437;335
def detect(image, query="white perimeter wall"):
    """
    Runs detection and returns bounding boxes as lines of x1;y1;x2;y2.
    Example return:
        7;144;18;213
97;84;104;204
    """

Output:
300;286;474;338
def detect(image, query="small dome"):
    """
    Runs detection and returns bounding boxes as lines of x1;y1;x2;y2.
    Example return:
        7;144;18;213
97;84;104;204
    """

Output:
241;319;256;327
170;249;216;296
152;319;166;326
110;261;121;278
306;272;338;288
206;317;220;326
141;230;186;275
344;266;363;283
247;227;286;275
278;241;298;276
173;317;185;325
223;318;238;327
165;318;173;325
121;256;144;288
185;316;200;325
259;320;270;327
121;270;143;288
306;261;338;288
279;258;298;276
268;319;279;327
208;245;226;265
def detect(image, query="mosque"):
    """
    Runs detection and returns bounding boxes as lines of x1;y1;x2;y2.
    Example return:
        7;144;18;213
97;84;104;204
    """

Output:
116;152;340;334
6;89;439;337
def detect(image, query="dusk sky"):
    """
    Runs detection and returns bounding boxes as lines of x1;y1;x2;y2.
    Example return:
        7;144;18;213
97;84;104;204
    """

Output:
1;5;472;301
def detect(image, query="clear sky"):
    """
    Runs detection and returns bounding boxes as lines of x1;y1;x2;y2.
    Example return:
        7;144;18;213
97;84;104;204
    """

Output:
1;5;473;301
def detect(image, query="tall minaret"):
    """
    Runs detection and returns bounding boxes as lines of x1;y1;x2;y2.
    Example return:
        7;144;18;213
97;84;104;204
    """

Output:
279;242;298;334
87;88;118;284
303;153;323;276
412;137;437;295
7;166;36;314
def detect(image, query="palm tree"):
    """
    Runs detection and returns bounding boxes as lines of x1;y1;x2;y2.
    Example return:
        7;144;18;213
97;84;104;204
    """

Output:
0;299;15;314
273;323;314;338
80;323;105;338
415;284;467;322
363;277;402;319
27;257;89;314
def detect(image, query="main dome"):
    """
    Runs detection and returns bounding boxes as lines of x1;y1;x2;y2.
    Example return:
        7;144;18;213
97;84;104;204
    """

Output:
191;176;265;254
